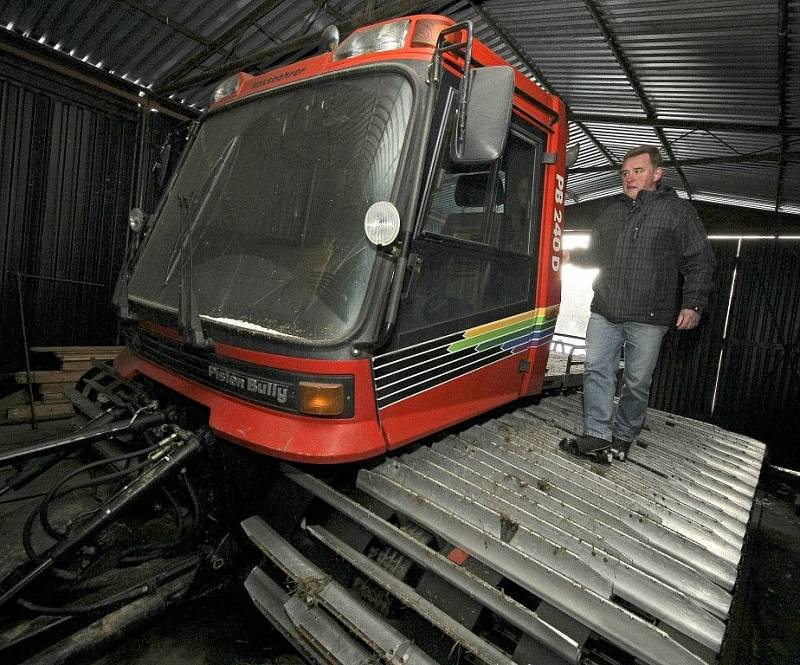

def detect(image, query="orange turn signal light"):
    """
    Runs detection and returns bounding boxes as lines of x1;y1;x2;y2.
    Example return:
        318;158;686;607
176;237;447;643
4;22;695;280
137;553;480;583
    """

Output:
410;19;454;49
298;381;345;416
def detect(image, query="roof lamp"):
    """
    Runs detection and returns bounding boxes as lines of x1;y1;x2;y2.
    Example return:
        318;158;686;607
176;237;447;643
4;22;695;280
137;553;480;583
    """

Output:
333;19;410;61
212;73;244;104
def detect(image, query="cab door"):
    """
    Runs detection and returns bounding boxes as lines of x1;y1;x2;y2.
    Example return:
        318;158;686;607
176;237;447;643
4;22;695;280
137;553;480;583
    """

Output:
374;114;546;448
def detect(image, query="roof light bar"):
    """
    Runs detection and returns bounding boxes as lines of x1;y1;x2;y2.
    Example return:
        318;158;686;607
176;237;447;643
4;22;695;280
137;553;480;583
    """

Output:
333;19;410;61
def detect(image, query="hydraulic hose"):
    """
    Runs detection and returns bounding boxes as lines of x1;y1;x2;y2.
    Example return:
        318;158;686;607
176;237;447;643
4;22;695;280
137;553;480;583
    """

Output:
16;554;199;616
22;456;153;562
0;407;129;497
34;443;160;543
0;432;204;611
0;411;169;467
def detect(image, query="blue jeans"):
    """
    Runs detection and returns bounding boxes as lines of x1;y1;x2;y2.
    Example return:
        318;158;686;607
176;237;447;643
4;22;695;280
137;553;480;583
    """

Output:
583;312;669;442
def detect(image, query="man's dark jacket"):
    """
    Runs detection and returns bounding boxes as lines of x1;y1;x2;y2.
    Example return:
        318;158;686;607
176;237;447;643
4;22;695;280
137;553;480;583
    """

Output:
570;184;715;326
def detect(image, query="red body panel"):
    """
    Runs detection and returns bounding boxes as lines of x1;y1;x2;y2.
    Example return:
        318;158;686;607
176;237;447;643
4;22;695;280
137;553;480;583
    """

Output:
521;94;568;396
116;342;387;464
380;354;524;449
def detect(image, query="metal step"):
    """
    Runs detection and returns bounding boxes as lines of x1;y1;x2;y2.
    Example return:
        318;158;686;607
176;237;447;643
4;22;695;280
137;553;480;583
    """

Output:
243;394;765;665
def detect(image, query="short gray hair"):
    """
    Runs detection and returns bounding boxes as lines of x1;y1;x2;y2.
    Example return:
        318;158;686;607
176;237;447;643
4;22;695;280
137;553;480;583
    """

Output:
622;145;663;169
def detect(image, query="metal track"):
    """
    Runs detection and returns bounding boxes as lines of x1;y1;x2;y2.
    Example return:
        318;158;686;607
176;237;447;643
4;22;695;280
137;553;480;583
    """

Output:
243;393;765;665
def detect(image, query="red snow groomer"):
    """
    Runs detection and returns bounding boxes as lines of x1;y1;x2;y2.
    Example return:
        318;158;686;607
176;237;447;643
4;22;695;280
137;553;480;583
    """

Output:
115;15;568;463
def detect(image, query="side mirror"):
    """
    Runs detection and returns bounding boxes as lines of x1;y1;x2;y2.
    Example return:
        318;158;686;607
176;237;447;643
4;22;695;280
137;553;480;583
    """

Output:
321;25;340;52
451;66;514;165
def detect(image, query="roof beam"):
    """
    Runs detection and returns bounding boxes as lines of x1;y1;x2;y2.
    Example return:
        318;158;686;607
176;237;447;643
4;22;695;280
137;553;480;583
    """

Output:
154;0;441;97
156;0;288;93
309;0;345;22
466;0;618;167
775;0;789;214
569;112;800;137
467;0;555;95
0;35;191;121
581;0;693;197
570;150;800;174
117;0;213;46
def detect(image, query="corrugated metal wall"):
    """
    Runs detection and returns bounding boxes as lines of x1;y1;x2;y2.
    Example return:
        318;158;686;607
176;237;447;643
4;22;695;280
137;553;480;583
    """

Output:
651;239;800;466
0;50;179;376
713;240;800;467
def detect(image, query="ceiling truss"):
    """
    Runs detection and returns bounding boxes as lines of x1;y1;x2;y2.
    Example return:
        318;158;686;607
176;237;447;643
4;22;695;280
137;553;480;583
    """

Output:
581;0;693;197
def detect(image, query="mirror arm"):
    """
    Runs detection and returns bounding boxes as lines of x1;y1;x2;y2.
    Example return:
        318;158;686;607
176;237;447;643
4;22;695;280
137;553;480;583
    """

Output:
433;21;475;161
401;252;423;303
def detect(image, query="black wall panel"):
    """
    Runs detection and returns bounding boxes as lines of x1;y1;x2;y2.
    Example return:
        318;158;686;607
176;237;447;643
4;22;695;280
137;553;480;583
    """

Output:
713;240;800;467
0;51;180;375
650;239;800;466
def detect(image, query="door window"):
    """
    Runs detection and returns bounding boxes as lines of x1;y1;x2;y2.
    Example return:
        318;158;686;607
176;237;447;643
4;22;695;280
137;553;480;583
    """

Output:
395;127;543;345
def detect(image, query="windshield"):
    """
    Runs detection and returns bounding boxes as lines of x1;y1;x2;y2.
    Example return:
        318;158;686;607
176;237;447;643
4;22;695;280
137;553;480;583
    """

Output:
128;71;413;342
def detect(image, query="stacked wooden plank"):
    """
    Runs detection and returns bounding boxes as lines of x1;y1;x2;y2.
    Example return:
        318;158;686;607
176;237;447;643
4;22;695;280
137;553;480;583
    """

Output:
2;346;124;424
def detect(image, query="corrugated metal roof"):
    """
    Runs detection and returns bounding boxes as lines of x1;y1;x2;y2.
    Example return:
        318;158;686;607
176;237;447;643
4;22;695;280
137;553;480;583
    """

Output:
608;0;780;125
475;0;648;116
1;0;798;218
790;0;800;129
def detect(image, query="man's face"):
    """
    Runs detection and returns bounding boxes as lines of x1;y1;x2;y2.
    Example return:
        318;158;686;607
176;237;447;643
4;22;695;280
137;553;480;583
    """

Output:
621;153;663;200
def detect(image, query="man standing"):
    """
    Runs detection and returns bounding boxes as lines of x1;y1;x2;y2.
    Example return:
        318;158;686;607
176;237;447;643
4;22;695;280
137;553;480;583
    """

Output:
562;145;715;462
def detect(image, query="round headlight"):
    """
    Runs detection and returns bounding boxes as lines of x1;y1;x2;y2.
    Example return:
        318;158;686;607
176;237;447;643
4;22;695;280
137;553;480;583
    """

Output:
364;201;400;246
129;207;145;233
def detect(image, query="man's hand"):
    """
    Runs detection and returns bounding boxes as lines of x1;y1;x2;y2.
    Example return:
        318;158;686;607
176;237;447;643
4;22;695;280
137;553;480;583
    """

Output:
676;308;701;330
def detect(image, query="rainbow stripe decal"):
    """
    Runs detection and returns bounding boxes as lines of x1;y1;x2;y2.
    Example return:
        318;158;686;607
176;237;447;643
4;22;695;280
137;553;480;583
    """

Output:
447;306;560;355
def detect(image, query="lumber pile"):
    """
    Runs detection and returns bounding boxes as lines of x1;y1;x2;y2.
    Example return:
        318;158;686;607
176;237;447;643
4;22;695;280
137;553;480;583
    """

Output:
2;346;124;425
29;346;126;371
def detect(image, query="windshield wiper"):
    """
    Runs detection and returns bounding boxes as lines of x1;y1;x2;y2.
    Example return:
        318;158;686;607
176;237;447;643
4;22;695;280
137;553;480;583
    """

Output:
176;196;213;350
174;136;240;350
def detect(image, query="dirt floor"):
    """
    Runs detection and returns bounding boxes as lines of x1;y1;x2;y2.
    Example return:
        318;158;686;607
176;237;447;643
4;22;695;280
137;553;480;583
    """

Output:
90;586;302;665
740;480;800;665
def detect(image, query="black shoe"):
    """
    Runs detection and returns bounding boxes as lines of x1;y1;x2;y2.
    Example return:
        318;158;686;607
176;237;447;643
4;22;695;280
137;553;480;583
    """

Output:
611;436;633;461
559;437;612;465
575;434;611;455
